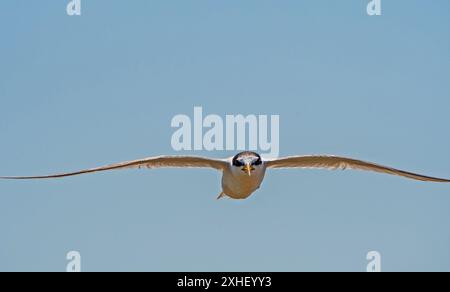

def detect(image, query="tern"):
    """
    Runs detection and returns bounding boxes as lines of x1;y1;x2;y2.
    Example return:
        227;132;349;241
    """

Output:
1;151;449;199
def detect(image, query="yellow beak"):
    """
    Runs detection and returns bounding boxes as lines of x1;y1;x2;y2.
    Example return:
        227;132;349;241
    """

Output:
242;164;253;176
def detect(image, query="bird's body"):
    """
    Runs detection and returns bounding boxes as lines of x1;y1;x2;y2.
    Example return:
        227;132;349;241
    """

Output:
221;153;267;199
1;151;449;199
221;167;266;199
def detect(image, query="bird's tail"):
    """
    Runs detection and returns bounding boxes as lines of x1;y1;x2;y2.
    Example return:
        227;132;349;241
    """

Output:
216;192;227;200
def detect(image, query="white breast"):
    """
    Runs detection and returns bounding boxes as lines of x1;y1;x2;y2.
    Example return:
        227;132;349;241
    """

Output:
221;163;267;199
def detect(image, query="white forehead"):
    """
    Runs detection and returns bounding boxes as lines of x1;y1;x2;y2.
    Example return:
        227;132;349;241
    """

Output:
236;153;259;160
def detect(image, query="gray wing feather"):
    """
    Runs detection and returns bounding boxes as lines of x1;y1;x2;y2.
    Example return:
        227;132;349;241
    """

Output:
0;156;228;179
266;155;450;183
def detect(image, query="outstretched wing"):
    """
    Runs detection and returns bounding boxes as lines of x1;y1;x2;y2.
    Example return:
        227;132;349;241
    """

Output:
0;156;228;179
265;155;450;183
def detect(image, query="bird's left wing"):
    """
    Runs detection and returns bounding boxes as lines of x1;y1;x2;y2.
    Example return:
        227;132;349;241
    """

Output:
265;155;450;183
0;156;228;180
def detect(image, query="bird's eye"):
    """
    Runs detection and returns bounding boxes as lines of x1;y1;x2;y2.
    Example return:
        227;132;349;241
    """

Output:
253;158;262;166
233;160;244;167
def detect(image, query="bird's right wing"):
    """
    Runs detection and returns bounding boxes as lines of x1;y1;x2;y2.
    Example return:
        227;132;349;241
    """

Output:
265;155;450;183
0;156;228;180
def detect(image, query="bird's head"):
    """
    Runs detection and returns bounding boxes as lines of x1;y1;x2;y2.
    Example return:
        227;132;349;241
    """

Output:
232;152;263;176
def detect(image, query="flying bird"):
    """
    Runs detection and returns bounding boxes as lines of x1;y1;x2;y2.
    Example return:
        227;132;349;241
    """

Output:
1;151;449;200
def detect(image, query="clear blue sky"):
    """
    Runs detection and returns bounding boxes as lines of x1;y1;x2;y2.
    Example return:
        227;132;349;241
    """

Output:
0;0;449;271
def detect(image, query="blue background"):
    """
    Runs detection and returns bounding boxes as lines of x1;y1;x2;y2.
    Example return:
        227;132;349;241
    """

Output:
0;0;449;271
